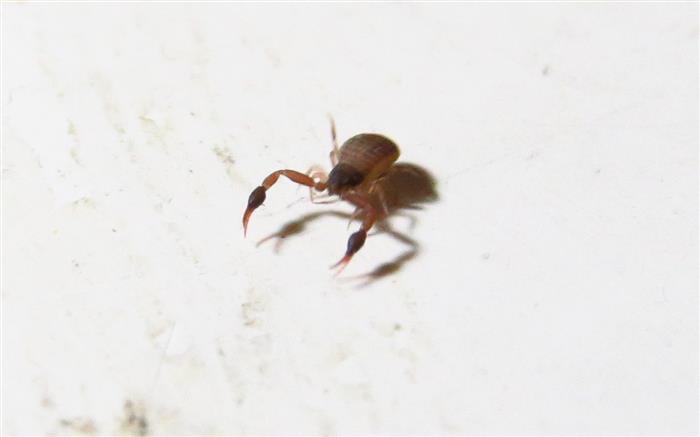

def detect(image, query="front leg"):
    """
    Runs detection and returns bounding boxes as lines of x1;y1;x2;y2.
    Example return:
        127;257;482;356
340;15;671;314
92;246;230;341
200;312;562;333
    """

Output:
331;192;378;274
243;169;327;236
306;165;332;204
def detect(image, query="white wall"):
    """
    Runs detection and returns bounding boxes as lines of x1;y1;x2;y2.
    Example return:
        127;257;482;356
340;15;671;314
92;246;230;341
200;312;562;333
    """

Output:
2;3;697;435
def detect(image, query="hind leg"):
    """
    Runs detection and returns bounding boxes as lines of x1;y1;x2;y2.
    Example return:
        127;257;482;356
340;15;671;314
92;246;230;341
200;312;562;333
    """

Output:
329;115;340;166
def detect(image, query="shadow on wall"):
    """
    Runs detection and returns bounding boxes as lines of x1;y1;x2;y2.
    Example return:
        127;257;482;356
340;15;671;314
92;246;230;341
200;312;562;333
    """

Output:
257;163;438;285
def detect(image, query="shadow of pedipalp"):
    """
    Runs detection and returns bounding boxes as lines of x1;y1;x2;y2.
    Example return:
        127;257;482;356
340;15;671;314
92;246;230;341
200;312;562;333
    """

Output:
256;211;351;253
340;222;420;287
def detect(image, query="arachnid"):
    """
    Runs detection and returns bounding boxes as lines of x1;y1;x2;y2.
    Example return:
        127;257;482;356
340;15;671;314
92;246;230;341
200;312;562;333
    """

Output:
243;119;400;273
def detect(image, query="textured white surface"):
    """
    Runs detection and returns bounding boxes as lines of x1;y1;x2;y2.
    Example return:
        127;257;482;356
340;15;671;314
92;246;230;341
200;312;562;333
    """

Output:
2;3;698;435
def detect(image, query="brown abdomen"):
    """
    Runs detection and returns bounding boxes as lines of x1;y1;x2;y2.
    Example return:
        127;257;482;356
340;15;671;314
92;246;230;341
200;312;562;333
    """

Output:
338;133;400;181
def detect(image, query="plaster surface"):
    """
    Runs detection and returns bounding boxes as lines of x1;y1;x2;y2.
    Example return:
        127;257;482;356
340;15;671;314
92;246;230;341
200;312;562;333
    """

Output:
2;3;698;435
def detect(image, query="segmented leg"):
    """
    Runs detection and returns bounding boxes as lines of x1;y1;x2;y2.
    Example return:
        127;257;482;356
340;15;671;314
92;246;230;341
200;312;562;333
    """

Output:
331;192;378;274
329;115;339;166
306;165;330;204
369;181;390;217
243;170;327;236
